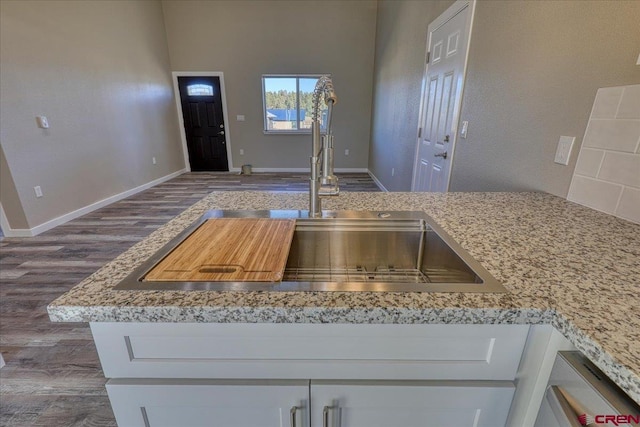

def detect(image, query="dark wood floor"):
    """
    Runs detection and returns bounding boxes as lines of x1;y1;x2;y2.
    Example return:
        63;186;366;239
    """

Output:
0;172;379;426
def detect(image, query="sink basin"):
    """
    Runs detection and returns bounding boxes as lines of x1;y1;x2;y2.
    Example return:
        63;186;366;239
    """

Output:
113;210;507;293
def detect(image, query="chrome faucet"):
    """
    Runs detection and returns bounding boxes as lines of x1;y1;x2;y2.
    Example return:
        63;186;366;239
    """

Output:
309;76;339;217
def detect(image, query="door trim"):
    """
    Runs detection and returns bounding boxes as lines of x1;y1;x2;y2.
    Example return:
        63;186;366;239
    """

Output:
172;72;233;172
411;0;476;191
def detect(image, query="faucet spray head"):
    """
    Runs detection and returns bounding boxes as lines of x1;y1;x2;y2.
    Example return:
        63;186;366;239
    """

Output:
324;86;337;105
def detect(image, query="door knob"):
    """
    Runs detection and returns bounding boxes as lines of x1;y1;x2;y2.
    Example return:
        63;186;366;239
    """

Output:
434;151;448;159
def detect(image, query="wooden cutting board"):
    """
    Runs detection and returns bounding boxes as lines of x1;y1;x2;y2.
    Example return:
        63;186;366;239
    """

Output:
143;218;296;282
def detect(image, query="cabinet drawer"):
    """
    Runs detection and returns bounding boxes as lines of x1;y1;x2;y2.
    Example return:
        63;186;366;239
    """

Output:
91;323;529;380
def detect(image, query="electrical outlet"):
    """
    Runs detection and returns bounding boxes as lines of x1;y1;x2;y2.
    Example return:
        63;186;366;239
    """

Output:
554;136;575;165
34;186;43;198
391;168;395;177
239;149;244;155
152;157;157;165
345;149;349;156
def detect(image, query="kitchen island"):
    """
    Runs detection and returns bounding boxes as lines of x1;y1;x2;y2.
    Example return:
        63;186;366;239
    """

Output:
47;191;640;419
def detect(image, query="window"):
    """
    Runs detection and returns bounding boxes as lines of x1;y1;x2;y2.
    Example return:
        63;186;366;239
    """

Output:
187;84;214;96
262;75;328;133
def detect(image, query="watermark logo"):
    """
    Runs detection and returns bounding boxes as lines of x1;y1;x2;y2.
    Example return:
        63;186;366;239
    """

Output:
579;413;595;425
579;413;640;426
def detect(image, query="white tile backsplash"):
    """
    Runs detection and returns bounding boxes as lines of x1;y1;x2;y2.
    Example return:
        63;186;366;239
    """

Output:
573;148;604;177
582;119;640;152
568;84;640;224
617;187;640;223
598;152;640;187
568;176;623;215
617;85;640;119
591;86;624;119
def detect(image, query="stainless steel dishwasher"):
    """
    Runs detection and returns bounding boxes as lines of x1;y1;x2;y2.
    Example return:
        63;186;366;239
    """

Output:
535;351;640;427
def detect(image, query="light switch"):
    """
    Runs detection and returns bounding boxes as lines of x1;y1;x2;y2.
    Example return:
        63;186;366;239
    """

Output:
36;116;49;129
237;115;245;121
554;136;575;165
460;121;469;139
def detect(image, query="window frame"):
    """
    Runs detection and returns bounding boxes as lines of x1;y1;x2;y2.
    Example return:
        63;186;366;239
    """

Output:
262;74;328;135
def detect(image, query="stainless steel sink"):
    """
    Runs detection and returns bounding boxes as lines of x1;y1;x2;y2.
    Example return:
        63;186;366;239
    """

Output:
113;210;507;293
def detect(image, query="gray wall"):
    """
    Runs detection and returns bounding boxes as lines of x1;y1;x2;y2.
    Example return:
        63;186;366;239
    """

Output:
0;0;184;229
370;0;640;195
451;0;640;196
161;0;377;170
369;0;454;191
0;145;29;229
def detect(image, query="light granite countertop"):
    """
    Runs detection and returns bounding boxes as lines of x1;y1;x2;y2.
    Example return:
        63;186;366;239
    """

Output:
47;191;640;404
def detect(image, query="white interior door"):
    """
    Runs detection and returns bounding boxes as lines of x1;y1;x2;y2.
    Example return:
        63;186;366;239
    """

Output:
412;1;474;192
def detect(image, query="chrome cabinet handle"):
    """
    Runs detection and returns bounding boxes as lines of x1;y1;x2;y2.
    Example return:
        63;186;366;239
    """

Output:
434;151;448;159
290;406;298;427
323;405;331;427
219;130;225;135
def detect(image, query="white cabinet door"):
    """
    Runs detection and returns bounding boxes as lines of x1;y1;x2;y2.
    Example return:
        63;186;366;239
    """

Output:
107;379;515;427
310;380;515;427
106;379;309;427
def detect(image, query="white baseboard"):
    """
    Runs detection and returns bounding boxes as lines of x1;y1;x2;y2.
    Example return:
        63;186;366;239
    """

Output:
368;170;389;192
337;168;369;173
231;167;387;192
243;168;310;173
1;228;32;238
230;167;369;173
3;169;186;237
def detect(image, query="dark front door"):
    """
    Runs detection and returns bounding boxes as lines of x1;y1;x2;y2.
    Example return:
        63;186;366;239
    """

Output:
177;76;229;171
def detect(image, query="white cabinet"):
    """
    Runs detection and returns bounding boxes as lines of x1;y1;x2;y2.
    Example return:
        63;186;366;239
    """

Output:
91;323;529;380
106;379;515;427
92;322;529;427
311;380;515;427
106;380;309;427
